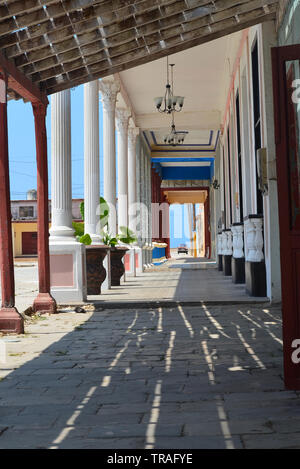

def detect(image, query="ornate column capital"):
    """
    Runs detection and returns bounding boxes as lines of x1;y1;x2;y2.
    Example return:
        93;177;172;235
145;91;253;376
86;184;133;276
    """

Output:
128;127;140;149
116;108;131;135
99;78;120;114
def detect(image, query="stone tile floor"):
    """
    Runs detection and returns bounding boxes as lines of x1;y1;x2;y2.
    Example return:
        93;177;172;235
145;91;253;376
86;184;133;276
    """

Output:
0;303;299;449
95;257;268;305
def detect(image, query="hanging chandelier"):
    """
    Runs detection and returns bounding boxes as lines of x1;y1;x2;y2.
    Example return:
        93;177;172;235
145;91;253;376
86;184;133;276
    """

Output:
154;57;184;114
163;113;188;146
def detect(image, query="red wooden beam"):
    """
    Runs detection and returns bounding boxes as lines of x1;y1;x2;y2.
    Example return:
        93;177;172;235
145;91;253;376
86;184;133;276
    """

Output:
32;102;56;314
0;50;48;105
0;76;24;333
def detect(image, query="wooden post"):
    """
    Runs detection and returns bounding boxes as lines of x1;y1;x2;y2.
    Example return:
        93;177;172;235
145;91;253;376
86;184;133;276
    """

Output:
32;102;56;314
0;75;24;333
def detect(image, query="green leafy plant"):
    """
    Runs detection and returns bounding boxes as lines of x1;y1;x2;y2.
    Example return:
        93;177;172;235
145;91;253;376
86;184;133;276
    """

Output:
80;197;110;230
78;233;92;245
101;231;118;248
99;197;110;230
118;226;137;245
72;222;91;245
72;221;84;237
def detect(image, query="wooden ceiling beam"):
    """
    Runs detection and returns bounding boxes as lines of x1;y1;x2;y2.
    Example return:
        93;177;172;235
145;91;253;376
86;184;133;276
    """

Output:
45;9;276;95
0;49;47;103
8;0;277;84
0;0;279;97
5;0;276;75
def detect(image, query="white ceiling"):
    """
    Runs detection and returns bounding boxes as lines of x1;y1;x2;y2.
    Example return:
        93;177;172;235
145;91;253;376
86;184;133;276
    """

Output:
152;129;212;145
119;31;242;133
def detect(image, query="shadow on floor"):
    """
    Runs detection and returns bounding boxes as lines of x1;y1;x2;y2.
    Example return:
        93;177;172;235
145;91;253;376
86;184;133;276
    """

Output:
0;303;298;449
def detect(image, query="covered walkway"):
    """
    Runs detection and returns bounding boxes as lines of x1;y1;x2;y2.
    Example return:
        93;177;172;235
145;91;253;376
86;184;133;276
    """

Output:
0;301;297;449
94;257;269;305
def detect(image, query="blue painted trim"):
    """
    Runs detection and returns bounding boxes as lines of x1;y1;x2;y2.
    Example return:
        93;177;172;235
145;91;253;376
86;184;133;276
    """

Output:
142;131;151;151
210;161;215;181
151;149;216;153
214;130;220;150
151;157;214;163
162;166;211;180
152;162;163;178
151;131;158;145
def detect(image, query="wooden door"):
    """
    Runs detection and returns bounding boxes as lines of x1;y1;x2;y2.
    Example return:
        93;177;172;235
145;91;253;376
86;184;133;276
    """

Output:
22;232;37;255
272;45;300;389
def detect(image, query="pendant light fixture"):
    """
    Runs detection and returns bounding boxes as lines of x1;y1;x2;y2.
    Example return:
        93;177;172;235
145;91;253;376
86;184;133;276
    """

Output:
154;57;184;114
163;112;188;146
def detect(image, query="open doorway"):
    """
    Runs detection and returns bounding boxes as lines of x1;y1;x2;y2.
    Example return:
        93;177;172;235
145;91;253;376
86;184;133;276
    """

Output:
162;187;211;260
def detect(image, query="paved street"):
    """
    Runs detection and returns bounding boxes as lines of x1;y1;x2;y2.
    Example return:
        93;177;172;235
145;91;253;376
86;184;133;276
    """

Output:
8;263;38;313
0;302;299;449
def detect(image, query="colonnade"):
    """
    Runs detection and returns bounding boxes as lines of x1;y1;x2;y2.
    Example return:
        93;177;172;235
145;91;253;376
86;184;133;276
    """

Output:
49;78;141;301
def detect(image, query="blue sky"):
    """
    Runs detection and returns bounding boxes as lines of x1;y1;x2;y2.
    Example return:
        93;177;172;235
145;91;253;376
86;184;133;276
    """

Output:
7;84;190;247
7;84;103;200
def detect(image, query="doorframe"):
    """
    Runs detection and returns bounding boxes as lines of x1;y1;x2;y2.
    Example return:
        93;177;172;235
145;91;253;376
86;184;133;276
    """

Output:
160;186;211;259
271;44;300;390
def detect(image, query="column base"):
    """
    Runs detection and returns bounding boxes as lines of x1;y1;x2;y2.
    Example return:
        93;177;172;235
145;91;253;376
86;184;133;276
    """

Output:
222;255;232;276
49;240;87;303
124;247;136;276
0;307;24;334
33;292;57;314
245;260;267;297
218;255;223;271
231;257;245;284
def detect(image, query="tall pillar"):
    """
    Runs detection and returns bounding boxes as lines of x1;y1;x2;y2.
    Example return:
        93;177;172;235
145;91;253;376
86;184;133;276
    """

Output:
32;102;56;313
116;108;130;230
99;79;120;236
50;90;73;240
0;75;23;333
50;90;86;303
128;127;139;233
84;80;101;242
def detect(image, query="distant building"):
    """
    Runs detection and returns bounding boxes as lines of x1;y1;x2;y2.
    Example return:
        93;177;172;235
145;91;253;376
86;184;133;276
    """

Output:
11;196;83;257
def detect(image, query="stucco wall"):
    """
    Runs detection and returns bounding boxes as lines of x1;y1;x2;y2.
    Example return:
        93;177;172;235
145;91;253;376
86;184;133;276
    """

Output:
12;222;51;257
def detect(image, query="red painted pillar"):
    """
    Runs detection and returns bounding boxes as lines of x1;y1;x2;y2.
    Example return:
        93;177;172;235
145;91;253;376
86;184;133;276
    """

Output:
0;75;24;333
204;191;211;259
32;102;56;314
165;201;171;259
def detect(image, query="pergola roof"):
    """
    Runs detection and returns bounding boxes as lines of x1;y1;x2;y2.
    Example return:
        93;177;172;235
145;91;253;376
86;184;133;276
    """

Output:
0;0;279;100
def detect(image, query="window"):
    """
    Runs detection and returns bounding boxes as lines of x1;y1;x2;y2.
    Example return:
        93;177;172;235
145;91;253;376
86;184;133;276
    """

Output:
19;206;34;218
251;39;263;215
227;128;233;225
236;92;244;222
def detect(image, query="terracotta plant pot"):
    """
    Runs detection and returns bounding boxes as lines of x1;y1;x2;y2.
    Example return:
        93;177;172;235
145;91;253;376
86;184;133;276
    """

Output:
110;246;128;286
86;245;109;295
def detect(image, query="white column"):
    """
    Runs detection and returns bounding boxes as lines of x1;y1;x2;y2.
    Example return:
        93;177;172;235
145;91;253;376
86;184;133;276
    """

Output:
116;108;131;230
99;79;120;236
49;90;86;302
50;90;74;240
128;127;139;233
84;80;101;243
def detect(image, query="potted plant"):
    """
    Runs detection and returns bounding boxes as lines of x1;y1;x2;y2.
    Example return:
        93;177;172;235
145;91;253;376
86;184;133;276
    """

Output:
101;226;137;286
74;198;110;295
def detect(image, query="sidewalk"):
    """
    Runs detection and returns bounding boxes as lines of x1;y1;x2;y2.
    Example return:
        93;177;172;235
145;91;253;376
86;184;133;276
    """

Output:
93;257;269;306
0;302;298;449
